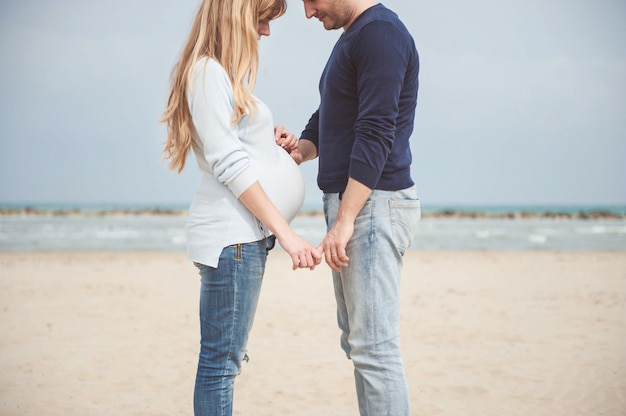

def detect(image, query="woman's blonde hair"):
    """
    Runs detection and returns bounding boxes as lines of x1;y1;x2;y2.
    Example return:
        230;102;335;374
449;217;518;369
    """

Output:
160;0;287;173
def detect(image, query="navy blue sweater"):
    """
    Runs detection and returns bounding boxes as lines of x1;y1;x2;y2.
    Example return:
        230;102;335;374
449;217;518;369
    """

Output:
301;4;419;193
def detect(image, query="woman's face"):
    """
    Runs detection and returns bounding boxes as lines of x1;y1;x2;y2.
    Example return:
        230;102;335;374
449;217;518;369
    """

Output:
257;19;271;39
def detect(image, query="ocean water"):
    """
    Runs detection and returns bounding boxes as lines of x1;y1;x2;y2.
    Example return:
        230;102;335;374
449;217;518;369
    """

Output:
1;213;625;252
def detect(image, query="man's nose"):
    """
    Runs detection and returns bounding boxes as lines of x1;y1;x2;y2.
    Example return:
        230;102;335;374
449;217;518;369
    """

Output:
303;3;315;19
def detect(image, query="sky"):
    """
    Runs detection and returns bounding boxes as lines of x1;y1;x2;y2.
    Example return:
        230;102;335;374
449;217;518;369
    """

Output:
0;0;625;208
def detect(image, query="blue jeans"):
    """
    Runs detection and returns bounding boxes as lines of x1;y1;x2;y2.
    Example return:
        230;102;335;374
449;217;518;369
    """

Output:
193;237;274;416
323;186;421;416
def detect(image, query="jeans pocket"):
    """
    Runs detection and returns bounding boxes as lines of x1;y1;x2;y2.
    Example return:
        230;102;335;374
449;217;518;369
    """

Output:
389;198;421;254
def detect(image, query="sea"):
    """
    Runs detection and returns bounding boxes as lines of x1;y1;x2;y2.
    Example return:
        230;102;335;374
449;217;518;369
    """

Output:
1;203;625;252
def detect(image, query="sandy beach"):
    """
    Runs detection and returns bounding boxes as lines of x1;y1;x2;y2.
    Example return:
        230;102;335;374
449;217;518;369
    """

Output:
1;250;625;415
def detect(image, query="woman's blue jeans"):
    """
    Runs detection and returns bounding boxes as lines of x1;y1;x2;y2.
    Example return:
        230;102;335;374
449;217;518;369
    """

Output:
193;237;274;416
323;186;421;416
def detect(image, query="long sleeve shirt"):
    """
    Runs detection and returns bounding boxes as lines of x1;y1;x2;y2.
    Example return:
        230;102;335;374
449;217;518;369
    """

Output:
301;4;419;193
186;57;305;267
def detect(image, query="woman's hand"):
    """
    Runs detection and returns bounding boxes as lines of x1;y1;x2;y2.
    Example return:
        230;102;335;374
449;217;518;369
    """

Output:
276;230;323;271
274;125;298;153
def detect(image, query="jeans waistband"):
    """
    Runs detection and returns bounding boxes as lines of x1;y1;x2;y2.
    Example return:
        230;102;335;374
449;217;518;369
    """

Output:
326;186;417;201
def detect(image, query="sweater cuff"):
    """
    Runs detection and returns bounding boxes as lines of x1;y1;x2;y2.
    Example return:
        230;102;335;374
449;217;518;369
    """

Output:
226;166;258;198
349;159;380;190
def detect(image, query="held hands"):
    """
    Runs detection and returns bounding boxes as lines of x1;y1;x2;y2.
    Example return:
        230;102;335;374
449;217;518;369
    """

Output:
274;125;298;153
280;220;352;272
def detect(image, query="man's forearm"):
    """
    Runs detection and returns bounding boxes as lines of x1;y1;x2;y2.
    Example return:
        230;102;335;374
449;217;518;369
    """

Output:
336;178;372;224
297;139;318;163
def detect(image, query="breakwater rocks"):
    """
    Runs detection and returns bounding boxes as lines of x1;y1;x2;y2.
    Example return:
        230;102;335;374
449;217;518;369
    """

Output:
0;207;187;217
1;207;624;220
422;209;625;220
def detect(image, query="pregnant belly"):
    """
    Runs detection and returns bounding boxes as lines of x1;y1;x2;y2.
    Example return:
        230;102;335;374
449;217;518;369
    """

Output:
256;148;305;222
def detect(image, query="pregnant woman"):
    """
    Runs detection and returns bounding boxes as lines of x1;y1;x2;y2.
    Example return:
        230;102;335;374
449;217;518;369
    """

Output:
160;0;321;414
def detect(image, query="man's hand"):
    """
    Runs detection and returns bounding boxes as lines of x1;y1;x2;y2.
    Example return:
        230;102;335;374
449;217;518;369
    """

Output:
318;219;352;272
289;147;304;165
290;139;318;165
320;178;372;272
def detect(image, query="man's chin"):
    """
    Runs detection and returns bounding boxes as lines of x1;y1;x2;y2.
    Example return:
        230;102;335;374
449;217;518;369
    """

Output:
322;20;338;30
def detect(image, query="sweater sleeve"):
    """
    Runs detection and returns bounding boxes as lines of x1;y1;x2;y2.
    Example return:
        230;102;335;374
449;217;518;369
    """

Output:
349;20;410;189
188;59;257;197
300;109;320;150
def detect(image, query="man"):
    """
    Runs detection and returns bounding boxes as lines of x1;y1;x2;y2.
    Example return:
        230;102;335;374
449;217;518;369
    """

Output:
291;1;421;415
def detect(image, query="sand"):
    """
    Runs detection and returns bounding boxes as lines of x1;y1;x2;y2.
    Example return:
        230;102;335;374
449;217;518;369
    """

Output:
1;250;625;415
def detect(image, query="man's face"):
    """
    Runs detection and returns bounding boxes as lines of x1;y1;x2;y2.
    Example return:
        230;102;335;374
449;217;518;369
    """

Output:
302;0;354;31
